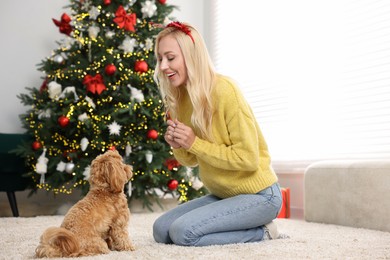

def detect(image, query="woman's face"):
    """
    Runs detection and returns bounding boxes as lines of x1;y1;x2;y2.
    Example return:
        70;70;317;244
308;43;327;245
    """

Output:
157;35;188;88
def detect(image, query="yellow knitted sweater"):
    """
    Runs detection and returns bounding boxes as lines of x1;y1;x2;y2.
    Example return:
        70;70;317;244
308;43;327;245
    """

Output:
173;75;278;198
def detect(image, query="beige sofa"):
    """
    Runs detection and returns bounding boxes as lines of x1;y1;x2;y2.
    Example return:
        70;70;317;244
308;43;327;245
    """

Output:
304;160;390;232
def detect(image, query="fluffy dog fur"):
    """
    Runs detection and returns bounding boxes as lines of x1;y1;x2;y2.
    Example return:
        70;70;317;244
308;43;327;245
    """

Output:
35;150;135;258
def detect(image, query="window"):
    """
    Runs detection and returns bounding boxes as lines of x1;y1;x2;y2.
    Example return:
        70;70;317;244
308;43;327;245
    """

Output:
211;0;390;165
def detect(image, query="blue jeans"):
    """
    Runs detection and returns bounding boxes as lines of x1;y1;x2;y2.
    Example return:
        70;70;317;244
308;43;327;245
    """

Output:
153;182;282;246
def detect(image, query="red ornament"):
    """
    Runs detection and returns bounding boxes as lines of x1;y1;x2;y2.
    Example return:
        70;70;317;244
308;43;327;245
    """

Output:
109;146;116;151
62;149;78;160
58;115;70;127
167;179;179;191
103;0;111;5
32;141;42;151
147;129;158;140
39;79;48;93
83;74;107;95
158;0;167;4
52;13;72;36
113;5;137;32
134;60;148;73
105;64;116;76
165;158;180;171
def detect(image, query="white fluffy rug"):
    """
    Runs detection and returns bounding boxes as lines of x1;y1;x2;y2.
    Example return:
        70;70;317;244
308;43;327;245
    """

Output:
1;213;389;260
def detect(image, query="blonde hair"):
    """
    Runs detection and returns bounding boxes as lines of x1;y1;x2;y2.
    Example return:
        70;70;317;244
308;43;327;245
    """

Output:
154;23;216;141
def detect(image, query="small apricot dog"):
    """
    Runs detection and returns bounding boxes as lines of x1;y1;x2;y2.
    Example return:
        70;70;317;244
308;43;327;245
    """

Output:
35;150;135;258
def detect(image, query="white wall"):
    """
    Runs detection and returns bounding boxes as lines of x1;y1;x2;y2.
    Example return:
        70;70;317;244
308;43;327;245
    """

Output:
0;0;205;133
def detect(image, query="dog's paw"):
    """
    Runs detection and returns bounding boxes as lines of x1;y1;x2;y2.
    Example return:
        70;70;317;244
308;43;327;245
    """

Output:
123;243;136;251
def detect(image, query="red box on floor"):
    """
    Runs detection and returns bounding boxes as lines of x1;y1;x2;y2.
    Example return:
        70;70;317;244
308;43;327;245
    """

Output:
277;187;290;218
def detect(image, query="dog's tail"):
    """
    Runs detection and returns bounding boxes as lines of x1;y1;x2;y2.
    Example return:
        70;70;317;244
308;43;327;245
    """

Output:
35;226;81;258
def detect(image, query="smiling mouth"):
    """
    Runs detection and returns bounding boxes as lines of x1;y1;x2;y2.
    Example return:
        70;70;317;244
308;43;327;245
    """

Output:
167;72;176;78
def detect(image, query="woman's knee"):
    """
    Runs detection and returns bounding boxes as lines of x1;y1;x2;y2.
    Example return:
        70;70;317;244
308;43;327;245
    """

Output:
169;218;197;246
153;216;172;244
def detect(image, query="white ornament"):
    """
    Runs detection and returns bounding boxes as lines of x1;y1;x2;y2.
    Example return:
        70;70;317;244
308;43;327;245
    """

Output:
105;31;115;39
128;85;144;102
53;54;64;63
83;166;91;180
89;6;100;20
119;36;137;54
145;150;153;163
191;176;204;191
65;162;75;174
80;137;89;151
85;96;96;109
48;81;62;100
108;121;122;135
36;148;49;184
184;167;193;178
88;25;100;39
56;161;67;172
141;0;157;18
59;86;79;101
125;144;132;156
126;0;137;8
88;41;92;62
60;37;75;50
81;0;91;10
144;38;153;50
127;181;132;197
78;112;89;122
37;109;51;119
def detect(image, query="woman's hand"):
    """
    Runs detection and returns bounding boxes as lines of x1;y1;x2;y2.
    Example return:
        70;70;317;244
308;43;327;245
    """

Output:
164;119;196;149
169;119;196;150
164;119;181;149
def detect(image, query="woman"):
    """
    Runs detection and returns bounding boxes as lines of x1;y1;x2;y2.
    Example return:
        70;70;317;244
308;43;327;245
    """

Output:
152;21;284;246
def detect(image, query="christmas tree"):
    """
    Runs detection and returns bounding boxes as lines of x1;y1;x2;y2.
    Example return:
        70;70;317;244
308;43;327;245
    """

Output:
16;0;207;210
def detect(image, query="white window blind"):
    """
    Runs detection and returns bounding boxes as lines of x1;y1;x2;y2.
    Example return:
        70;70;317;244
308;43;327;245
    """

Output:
211;0;390;162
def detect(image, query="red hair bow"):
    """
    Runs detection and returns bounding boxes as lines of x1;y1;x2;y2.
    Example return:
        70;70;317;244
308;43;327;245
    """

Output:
52;13;72;36
166;21;194;43
83;74;107;95
113;5;136;32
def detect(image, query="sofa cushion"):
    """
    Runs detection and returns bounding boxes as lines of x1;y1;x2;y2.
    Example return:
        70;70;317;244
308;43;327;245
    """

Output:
304;160;390;232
